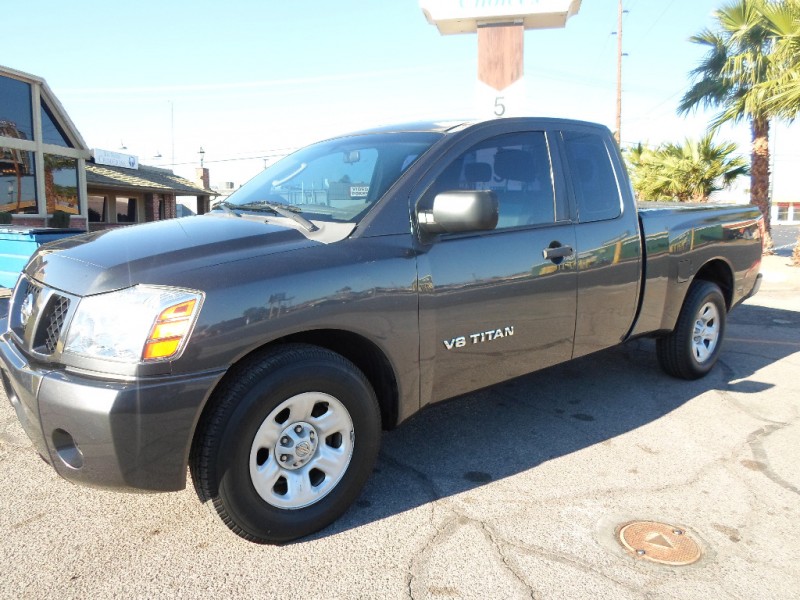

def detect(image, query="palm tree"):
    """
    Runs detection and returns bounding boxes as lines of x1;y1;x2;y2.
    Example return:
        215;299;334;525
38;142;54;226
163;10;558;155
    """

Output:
678;0;777;249
756;0;800;264
757;0;800;116
627;135;748;202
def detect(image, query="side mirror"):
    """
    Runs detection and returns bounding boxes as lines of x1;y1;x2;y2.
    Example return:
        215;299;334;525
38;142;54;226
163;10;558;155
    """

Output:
418;190;499;234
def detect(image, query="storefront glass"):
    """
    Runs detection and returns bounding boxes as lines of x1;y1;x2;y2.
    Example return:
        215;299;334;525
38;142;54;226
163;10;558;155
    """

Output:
44;155;79;214
0;75;33;141
41;102;73;148
116;197;137;222
0;146;38;214
88;195;107;222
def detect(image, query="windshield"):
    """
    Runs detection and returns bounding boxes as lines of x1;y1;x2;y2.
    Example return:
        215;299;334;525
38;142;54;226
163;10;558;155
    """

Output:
220;132;442;224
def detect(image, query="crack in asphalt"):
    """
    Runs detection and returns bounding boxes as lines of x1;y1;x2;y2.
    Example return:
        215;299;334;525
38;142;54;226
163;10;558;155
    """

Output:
477;520;537;600
384;447;653;599
746;424;800;496
717;358;798;424
383;447;541;599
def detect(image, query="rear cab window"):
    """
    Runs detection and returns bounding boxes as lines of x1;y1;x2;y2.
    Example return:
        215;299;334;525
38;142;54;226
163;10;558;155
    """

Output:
562;130;623;223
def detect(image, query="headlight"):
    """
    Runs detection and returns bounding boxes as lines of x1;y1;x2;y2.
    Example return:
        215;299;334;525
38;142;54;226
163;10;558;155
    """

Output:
63;285;204;363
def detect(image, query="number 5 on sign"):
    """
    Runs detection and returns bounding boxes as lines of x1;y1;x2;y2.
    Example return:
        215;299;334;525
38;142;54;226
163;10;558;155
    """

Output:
476;79;525;119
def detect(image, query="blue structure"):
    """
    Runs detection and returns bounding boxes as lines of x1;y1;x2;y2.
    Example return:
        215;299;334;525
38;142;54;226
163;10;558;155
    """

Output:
0;227;83;288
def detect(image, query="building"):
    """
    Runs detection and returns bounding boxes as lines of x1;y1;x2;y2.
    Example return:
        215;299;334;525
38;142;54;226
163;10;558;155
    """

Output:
1;64;91;229
1;64;214;231
772;201;800;225
85;161;212;231
1;64;219;288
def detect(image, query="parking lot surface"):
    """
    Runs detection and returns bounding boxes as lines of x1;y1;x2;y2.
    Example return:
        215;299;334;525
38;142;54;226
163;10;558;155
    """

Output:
1;255;798;599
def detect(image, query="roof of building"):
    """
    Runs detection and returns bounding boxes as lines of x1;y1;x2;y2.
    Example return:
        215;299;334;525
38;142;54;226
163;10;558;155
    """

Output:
85;162;213;196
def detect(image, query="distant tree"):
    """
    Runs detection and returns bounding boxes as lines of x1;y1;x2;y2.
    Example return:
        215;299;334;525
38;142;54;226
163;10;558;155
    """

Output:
626;134;748;202
678;0;778;249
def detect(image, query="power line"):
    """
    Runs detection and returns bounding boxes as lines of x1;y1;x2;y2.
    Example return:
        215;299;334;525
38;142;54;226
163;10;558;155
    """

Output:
163;151;295;168
640;0;679;40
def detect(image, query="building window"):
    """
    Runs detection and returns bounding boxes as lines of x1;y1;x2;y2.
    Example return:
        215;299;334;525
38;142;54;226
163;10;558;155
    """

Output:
776;204;789;222
44;155;78;214
116;197;137;223
0;146;37;214
41;102;73;148
88;195;107;222
0;75;33;141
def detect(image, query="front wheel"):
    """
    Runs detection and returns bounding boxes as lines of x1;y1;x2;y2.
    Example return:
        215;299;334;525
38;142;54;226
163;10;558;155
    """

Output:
190;344;381;543
656;280;727;380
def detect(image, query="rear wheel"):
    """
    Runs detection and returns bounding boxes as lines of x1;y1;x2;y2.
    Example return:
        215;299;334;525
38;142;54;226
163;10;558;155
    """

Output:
656;280;727;380
190;344;381;543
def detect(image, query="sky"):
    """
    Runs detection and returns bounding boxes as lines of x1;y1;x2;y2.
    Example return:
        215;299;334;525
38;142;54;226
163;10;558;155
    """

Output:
3;0;798;201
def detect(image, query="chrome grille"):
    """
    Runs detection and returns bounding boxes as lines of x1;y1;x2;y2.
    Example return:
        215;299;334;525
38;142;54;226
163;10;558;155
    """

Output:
43;296;70;354
10;277;75;359
10;279;43;340
24;280;42;306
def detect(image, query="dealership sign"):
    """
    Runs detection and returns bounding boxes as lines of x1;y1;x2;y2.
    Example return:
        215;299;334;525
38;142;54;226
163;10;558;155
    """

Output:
420;0;581;34
93;149;139;170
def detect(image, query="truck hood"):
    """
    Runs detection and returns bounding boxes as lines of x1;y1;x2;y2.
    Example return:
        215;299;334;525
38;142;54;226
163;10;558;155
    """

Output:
25;214;350;296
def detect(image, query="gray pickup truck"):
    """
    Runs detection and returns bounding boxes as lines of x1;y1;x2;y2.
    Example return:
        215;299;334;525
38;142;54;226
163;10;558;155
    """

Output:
0;118;762;543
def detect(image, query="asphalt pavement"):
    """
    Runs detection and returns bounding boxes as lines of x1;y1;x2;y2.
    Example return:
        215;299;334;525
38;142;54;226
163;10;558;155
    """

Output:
0;255;798;599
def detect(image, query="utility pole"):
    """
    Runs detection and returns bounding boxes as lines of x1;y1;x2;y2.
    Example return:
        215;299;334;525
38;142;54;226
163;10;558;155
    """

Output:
615;0;623;144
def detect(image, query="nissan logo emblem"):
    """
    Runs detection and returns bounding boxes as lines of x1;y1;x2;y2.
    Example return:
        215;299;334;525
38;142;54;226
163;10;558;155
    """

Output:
20;293;35;327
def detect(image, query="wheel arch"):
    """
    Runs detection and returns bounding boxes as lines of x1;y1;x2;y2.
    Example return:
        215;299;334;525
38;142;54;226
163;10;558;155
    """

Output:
194;329;400;438
693;258;734;310
277;329;400;431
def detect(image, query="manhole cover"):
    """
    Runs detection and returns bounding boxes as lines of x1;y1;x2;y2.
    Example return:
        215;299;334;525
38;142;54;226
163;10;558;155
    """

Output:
618;521;701;566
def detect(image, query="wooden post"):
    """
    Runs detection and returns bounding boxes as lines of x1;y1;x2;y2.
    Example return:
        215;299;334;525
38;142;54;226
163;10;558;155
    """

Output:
477;23;524;93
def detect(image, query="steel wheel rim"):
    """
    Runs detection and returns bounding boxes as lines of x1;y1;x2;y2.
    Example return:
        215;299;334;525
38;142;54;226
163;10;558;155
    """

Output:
692;301;720;364
249;392;354;509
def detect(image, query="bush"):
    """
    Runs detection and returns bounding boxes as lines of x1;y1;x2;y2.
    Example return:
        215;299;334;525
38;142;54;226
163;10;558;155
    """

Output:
48;210;72;228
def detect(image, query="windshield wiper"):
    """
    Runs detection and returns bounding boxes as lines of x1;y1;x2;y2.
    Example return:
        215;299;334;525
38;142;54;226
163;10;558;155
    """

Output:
212;200;241;217
236;200;319;232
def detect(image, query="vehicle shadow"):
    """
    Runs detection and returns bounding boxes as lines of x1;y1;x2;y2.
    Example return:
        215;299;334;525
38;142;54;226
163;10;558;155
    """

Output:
308;301;800;541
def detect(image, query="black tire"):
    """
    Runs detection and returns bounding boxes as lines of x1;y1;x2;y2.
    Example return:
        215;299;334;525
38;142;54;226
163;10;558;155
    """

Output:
190;344;381;544
656;280;727;380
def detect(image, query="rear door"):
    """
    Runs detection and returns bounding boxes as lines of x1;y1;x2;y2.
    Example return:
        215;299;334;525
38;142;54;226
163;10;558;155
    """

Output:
415;124;578;405
557;127;642;358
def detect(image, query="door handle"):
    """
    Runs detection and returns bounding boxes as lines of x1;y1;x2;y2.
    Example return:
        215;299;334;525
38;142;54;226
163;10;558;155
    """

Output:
542;245;574;261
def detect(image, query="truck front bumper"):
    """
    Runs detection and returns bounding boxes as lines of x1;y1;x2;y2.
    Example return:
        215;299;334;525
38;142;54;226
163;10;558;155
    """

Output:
0;332;225;492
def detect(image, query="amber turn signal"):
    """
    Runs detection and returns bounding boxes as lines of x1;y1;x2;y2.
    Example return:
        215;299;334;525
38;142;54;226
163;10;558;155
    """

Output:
143;299;197;360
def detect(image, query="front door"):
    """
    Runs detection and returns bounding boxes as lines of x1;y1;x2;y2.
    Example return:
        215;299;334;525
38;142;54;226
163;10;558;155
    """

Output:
416;129;577;404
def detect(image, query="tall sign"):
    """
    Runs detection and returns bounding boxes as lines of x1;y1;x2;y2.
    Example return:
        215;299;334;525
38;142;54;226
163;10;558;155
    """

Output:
420;0;582;117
